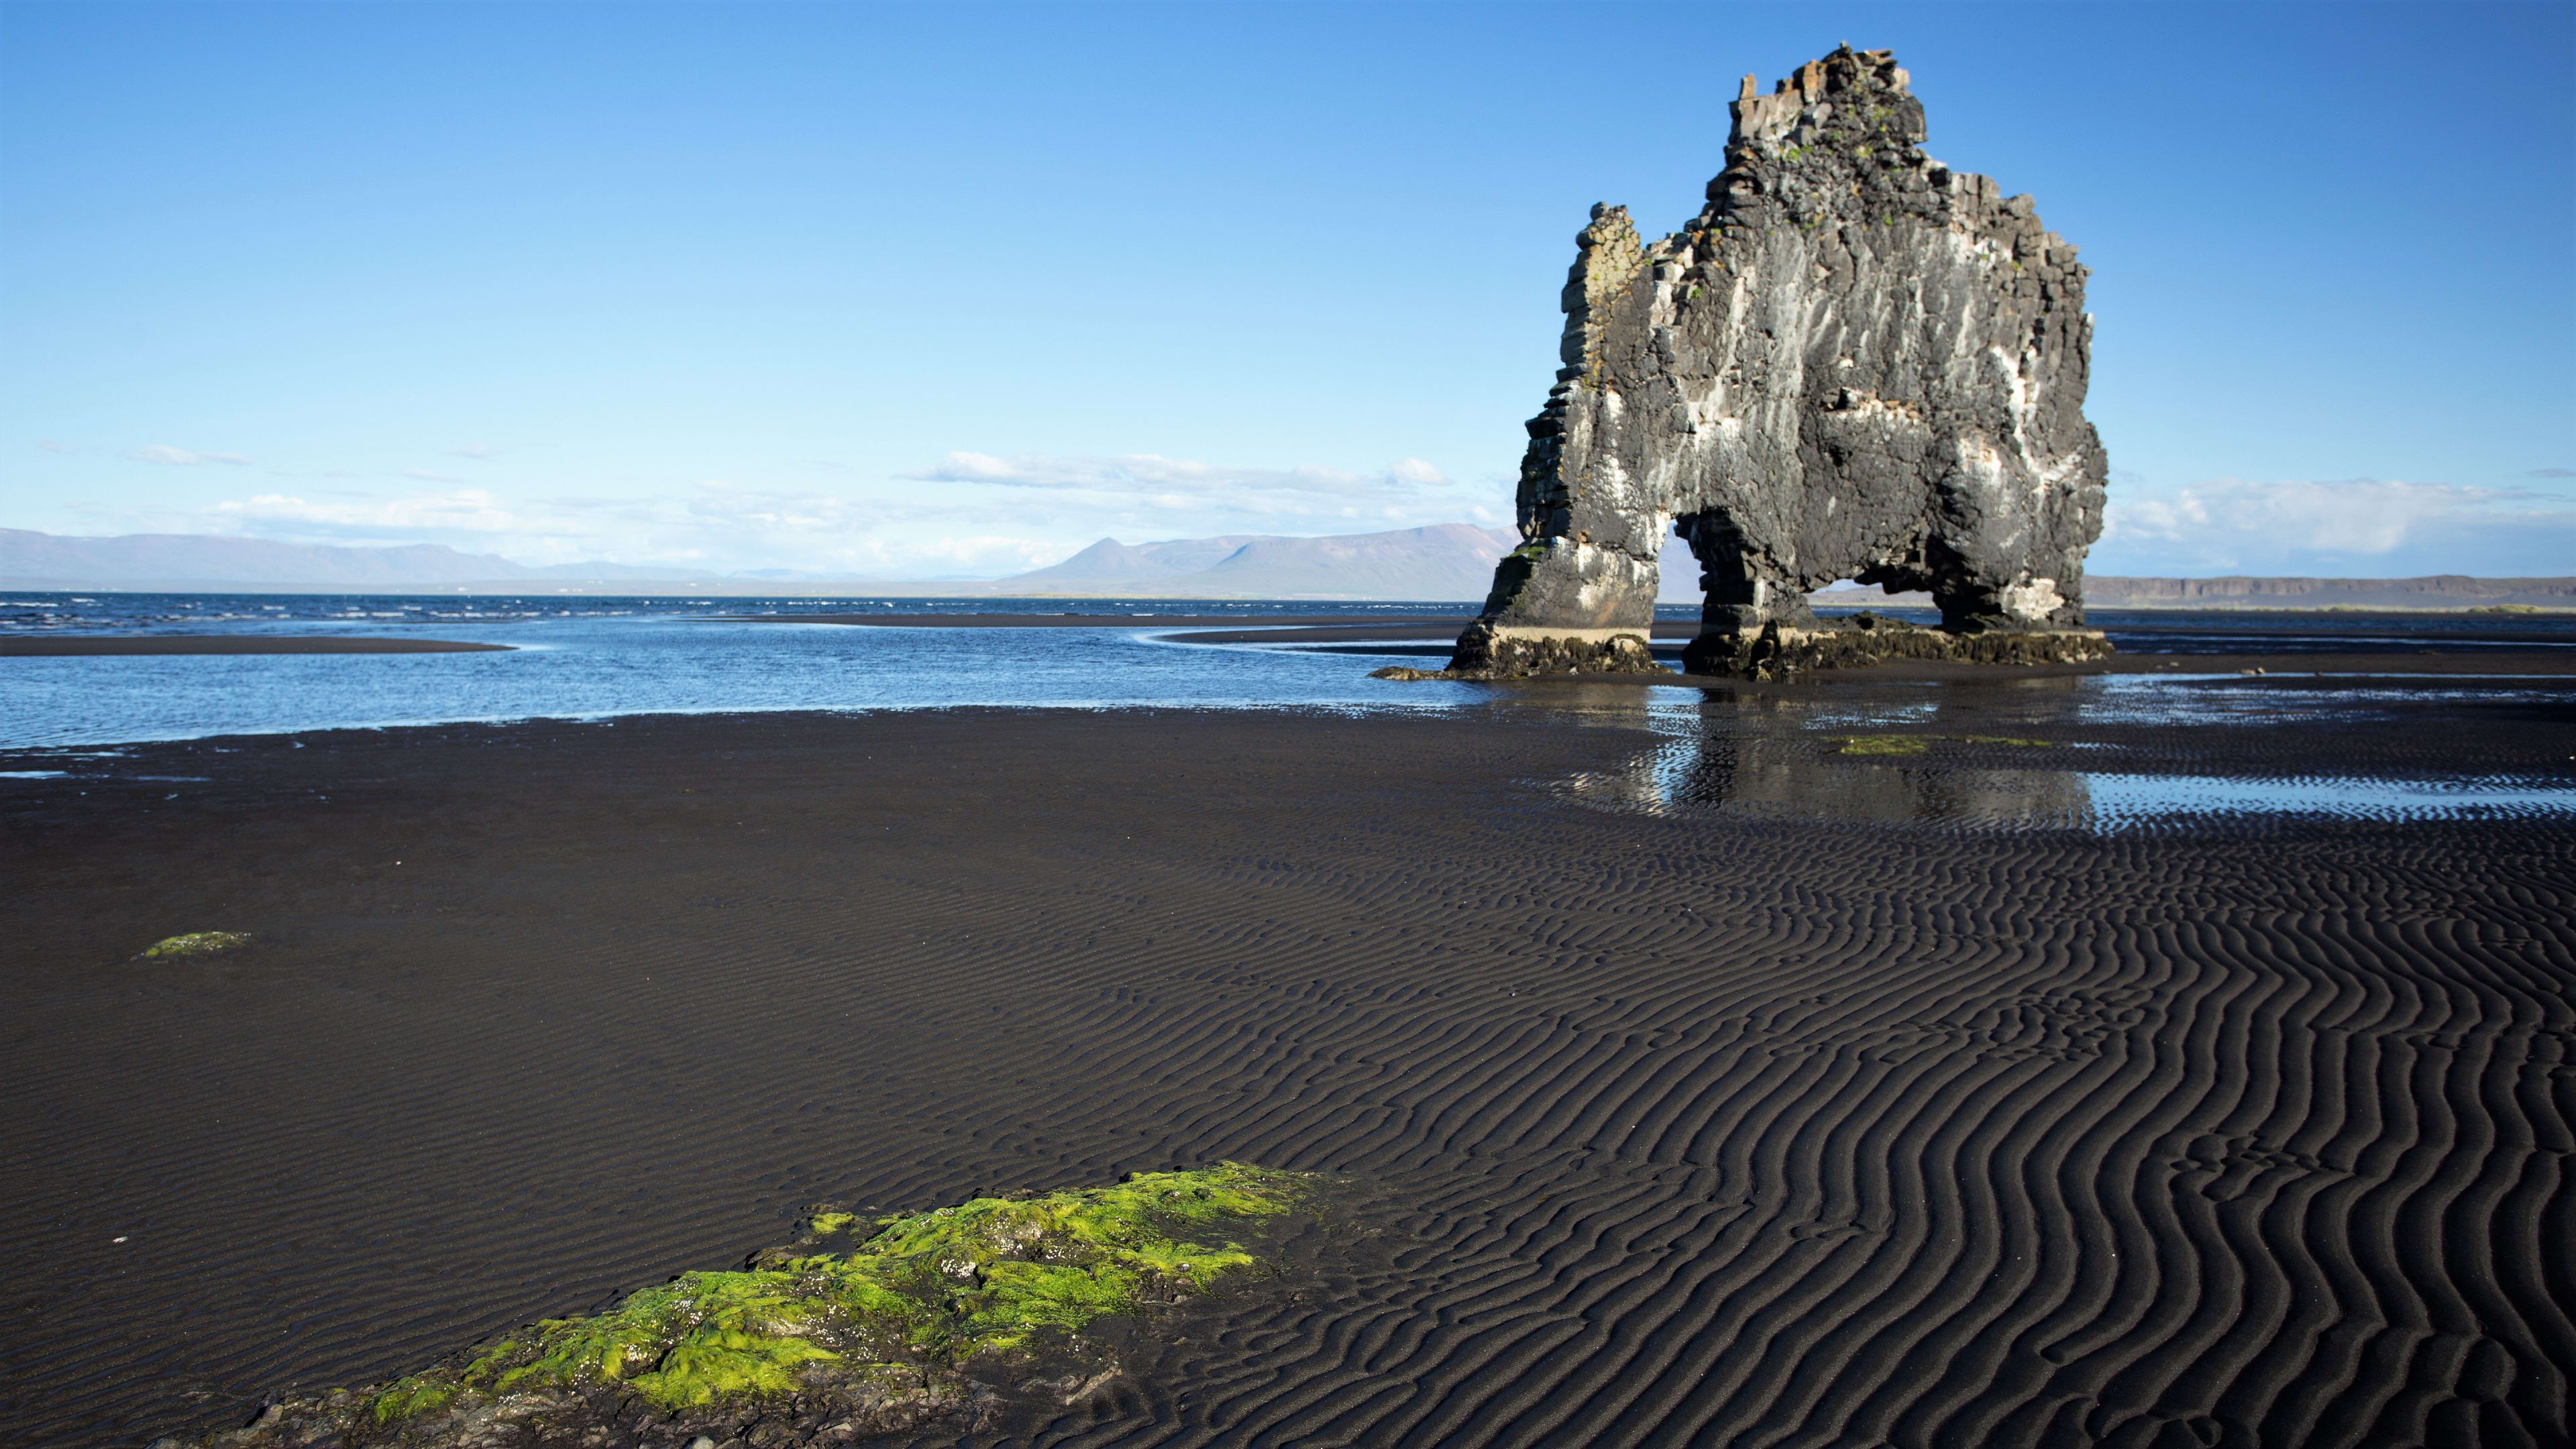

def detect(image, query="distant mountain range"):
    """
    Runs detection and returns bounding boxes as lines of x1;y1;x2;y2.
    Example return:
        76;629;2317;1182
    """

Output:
1811;577;2576;611
0;524;1524;600
2083;575;2576;610
0;529;665;589
991;525;1518;599
3;527;2568;608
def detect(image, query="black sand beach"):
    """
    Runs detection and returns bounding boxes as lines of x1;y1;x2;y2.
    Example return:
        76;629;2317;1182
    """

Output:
4;682;2572;1446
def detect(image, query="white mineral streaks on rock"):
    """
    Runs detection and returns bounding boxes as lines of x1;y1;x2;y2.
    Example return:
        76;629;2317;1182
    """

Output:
1453;46;2109;678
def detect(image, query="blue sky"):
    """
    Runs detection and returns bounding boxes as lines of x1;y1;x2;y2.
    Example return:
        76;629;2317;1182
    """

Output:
3;1;2570;580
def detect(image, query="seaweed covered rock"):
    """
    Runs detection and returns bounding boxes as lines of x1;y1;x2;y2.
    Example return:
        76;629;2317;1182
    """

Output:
140;931;252;958
1452;45;2110;679
1706;610;2112;681
166;1164;1310;1449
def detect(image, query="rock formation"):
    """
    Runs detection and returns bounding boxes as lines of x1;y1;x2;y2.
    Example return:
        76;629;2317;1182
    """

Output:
1451;46;2111;678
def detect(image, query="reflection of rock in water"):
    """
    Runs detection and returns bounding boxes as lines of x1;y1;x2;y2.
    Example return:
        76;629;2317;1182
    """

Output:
1688;739;2092;827
1562;700;2092;826
1560;756;1692;814
1492;682;1664;729
1536;686;1682;812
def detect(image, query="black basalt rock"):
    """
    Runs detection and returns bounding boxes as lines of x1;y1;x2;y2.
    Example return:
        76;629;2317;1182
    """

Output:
1450;46;2110;679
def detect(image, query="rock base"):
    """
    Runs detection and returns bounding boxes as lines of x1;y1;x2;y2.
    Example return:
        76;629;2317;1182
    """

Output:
1433;623;1671;680
1682;615;2114;680
1372;615;2112;683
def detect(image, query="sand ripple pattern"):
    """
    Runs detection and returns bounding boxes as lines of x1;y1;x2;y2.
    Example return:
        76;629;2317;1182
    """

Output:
1;706;2569;1448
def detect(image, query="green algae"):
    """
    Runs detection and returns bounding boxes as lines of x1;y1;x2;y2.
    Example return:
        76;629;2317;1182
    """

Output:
1835;735;2057;757
1835;735;1929;756
140;931;252;958
360;1163;1307;1428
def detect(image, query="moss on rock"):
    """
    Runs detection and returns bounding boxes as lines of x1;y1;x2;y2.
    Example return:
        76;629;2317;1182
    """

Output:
1835;735;1927;755
141;932;252;958
176;1163;1312;1448
1685;616;2114;680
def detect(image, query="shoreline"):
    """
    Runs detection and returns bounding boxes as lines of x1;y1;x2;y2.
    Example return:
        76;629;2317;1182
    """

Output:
5;643;2573;758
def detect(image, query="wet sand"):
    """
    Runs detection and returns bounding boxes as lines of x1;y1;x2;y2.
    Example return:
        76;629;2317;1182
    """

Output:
3;687;2572;1447
0;637;511;656
1547;651;2576;683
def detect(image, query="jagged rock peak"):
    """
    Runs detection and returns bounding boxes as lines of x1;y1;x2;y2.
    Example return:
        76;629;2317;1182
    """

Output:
1450;45;2109;679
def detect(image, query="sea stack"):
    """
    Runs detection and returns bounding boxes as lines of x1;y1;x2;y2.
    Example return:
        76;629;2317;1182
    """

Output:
1452;46;2112;678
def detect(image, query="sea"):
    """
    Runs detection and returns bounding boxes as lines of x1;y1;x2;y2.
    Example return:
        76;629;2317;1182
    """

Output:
5;592;2573;827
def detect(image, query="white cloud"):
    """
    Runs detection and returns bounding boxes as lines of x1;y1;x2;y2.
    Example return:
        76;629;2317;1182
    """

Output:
131;444;252;466
907;450;1452;502
36;438;72;454
2098;477;2576;576
2107;478;2483;555
87;445;1500;580
213;488;532;535
170;482;1066;577
447;443;500;460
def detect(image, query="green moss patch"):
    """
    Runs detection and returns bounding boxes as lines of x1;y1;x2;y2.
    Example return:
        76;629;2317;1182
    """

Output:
1835;735;1929;756
140;931;252;958
194;1163;1312;1447
1833;735;2057;757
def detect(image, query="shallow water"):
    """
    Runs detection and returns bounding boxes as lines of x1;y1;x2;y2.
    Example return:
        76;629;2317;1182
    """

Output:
1546;687;2576;829
5;593;2573;829
0;591;1540;634
2085;771;2576;822
1571;755;2576;829
0;615;1490;747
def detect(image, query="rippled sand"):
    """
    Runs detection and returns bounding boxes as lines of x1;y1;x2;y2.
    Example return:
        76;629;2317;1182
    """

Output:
3;680;2569;1446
